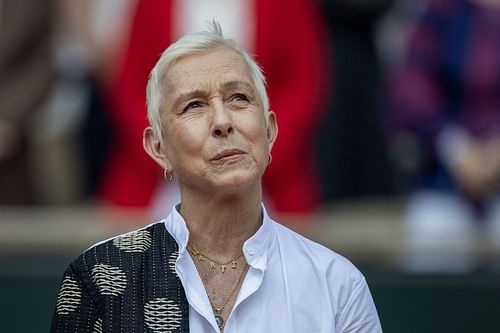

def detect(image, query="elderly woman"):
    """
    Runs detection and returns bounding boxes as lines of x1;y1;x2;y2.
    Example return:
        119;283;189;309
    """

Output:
51;23;382;332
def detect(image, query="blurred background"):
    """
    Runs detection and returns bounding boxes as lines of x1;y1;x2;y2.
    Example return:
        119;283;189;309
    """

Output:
1;0;499;331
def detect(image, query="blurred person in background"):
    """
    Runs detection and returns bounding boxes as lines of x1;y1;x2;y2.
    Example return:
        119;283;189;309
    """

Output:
51;24;382;332
316;0;395;203
0;0;56;205
388;0;500;271
55;0;137;199
10;0;139;206
0;0;138;206
97;0;328;217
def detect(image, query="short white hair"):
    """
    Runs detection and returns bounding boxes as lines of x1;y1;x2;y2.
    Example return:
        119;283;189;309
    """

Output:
146;21;270;138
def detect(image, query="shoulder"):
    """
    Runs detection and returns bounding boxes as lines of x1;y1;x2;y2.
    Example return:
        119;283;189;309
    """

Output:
70;220;175;280
63;220;181;299
269;221;377;325
271;221;365;284
82;221;164;257
86;221;164;253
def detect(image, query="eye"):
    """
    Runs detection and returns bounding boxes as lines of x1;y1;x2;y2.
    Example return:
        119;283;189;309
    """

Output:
183;101;203;112
230;94;249;102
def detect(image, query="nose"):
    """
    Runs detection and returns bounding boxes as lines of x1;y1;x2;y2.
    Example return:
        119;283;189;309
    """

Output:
211;101;234;137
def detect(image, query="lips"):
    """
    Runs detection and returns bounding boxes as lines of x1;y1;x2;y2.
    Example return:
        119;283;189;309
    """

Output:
211;148;246;161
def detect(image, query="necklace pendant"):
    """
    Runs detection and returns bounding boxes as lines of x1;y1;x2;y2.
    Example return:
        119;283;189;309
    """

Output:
210;261;216;269
198;255;204;262
221;265;226;273
231;261;237;269
215;315;225;329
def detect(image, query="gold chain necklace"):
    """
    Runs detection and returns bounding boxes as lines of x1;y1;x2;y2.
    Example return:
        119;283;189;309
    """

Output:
190;252;249;330
187;243;244;273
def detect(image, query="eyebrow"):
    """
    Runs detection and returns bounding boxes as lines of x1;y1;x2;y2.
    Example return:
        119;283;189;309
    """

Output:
171;80;255;110
172;90;207;110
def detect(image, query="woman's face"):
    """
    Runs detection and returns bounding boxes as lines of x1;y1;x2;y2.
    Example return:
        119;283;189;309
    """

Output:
145;47;277;196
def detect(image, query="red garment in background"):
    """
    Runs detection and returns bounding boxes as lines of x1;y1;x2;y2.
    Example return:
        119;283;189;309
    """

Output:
99;0;328;213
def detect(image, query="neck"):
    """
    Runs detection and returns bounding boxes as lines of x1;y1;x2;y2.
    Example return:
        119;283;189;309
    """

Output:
178;184;263;260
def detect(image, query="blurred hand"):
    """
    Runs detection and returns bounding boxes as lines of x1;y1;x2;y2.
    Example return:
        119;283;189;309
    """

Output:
470;0;500;10
0;120;19;161
451;135;500;197
483;134;500;185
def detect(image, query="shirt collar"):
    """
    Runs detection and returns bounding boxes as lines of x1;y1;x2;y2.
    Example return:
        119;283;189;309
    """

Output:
242;204;274;270
163;203;275;270
164;204;190;254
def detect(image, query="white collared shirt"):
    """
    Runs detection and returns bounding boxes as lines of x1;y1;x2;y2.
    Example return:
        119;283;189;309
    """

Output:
164;205;383;333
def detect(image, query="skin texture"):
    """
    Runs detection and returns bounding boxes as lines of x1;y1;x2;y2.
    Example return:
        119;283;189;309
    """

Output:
143;47;278;325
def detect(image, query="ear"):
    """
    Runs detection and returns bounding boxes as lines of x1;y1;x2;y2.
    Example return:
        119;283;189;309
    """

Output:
266;111;278;151
143;127;171;170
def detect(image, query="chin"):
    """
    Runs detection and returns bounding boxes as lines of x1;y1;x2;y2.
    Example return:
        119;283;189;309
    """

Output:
213;170;261;194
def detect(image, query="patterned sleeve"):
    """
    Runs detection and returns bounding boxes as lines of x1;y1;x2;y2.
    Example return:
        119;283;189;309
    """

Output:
50;260;103;333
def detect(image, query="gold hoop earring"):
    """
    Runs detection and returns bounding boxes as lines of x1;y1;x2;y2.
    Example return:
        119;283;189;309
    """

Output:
164;169;173;182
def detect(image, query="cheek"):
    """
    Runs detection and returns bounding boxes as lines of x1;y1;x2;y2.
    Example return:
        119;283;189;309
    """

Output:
238;111;267;134
239;118;270;157
166;121;208;160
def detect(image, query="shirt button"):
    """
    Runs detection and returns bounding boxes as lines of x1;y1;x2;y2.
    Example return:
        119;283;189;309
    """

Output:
247;248;255;256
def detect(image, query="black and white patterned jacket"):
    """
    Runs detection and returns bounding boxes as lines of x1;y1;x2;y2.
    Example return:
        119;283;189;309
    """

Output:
51;222;190;332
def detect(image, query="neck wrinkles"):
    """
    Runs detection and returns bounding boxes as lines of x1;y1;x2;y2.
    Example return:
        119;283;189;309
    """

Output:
178;191;263;261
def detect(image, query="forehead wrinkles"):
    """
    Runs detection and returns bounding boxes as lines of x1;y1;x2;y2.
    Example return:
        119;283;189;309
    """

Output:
175;66;236;93
168;49;249;88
